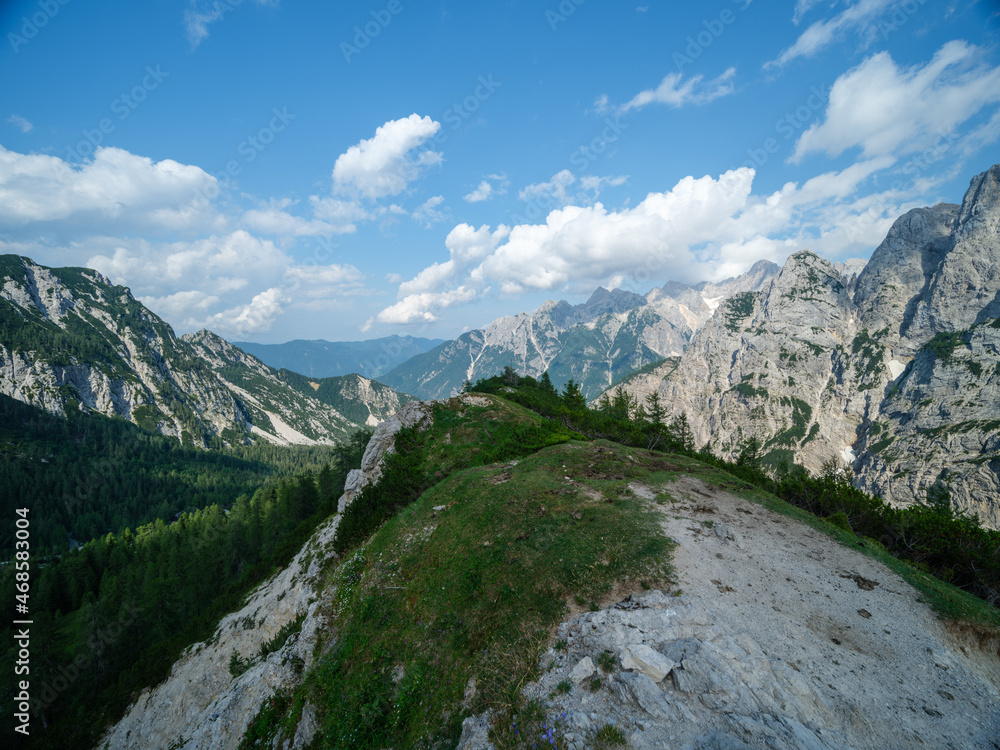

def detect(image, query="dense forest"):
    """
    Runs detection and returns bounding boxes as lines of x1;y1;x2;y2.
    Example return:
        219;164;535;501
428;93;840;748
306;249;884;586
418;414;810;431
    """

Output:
1;389;371;750
0;393;337;554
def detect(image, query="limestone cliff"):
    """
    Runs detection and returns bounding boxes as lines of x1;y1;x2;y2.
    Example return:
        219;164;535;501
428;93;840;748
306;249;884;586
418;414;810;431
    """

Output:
605;164;1000;525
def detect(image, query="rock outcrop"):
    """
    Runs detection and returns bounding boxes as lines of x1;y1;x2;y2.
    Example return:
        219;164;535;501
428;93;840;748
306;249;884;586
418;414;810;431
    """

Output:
100;397;443;750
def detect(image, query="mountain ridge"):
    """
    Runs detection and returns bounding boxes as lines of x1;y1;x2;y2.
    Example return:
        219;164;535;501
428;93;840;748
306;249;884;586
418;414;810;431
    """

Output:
0;257;409;447
379;261;781;400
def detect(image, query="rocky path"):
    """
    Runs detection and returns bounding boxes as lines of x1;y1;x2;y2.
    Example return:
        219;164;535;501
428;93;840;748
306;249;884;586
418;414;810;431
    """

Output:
461;475;1000;749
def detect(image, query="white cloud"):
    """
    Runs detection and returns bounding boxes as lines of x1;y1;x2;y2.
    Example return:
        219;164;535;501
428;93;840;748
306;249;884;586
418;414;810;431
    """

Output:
140;290;221;329
7;115;33;133
519;169;577;207
307;196;371;233
332;114;442;199
208;287;289;335
792;41;1000;162
83;229;367;336
0;145;221;234
184;0;280;48
464;173;509;203
579;174;628;195
464;181;493;202
768;0;903;68
243;198;342;236
412;195;446;227
519;170;627;210
792;0;823;24
377;162;910;325
615;68;736;112
376;286;481;325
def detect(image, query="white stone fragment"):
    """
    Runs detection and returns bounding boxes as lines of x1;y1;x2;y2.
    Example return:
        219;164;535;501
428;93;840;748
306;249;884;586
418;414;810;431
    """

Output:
620;644;676;682
570;656;596;684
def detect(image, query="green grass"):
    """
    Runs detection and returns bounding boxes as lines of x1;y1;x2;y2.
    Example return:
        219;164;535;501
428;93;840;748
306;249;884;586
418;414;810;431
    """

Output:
305;440;674;749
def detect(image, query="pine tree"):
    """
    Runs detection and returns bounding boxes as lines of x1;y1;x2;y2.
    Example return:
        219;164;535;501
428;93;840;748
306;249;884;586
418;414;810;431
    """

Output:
670;413;695;451
561;379;586;411
645;392;666;427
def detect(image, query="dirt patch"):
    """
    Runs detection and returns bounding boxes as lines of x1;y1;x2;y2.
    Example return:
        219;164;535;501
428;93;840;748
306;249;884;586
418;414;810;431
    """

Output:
840;573;879;591
487;470;512;485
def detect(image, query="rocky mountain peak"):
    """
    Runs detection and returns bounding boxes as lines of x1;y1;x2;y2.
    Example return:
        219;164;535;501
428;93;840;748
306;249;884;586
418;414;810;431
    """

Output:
854;204;957;346
767;251;848;311
916;166;1000;336
583;286;648;315
955;162;1000;240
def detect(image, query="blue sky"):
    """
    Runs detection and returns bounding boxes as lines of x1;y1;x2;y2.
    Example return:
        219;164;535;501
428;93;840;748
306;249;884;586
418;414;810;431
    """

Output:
1;1;999;344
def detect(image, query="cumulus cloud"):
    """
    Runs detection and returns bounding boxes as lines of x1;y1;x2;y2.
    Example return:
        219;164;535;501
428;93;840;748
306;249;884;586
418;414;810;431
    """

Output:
375;286;481;325
7;115;33;133
207;287;289;335
518;170;627;212
612;68;736;113
792;41;1000;162
376;163;904;325
0;145;221;236
332;114;442;199
464;181;493;202
140;290;221;329
84;230;367;336
519;169;577;207
244;198;343;236
768;0;905;68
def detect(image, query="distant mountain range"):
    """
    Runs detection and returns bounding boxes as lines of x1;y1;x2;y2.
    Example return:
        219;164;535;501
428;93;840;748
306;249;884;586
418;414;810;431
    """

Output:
234;335;444;378
0;257;410;446
379;260;780;400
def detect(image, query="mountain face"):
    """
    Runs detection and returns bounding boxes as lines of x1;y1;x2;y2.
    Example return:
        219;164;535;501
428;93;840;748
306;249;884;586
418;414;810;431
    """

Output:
0;257;408;446
233;335;444;378
183;330;412;445
380;260;779;400
611;164;1000;526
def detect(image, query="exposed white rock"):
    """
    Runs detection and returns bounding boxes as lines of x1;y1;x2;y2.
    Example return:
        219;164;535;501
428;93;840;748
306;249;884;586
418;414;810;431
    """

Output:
462;475;1000;750
570;656;596;684
620;644;675;683
99;513;342;750
887;359;907;379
